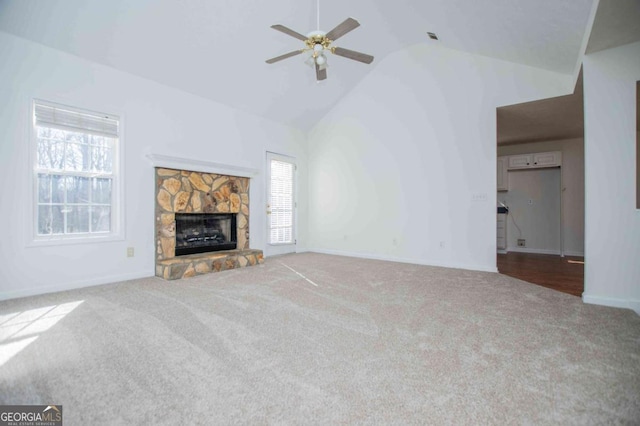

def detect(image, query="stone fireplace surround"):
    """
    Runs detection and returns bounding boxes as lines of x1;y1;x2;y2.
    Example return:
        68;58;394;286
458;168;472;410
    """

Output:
154;166;263;280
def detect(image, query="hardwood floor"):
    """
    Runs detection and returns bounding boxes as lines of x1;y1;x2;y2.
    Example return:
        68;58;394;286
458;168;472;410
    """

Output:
497;252;584;297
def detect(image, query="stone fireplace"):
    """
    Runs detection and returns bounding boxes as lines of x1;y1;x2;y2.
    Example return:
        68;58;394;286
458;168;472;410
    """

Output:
154;167;263;280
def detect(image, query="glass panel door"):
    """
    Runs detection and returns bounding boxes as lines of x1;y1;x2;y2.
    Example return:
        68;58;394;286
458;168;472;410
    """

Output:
266;152;296;256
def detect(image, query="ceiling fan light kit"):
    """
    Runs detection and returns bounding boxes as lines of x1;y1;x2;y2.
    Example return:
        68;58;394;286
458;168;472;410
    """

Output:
266;15;374;82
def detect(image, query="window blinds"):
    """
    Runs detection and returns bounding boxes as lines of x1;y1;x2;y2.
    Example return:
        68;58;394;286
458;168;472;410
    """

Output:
34;102;119;138
270;159;294;244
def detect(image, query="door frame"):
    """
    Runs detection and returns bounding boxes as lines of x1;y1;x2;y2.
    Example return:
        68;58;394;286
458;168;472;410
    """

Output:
265;151;297;257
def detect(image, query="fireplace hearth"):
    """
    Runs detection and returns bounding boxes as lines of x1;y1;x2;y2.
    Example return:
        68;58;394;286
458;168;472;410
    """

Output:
175;213;237;256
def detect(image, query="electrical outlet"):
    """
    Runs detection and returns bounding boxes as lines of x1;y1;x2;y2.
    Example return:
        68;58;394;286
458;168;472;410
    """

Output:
127;247;134;257
471;193;488;202
517;239;526;247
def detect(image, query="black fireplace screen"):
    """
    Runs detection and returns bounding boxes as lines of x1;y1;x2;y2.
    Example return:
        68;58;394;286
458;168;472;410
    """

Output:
175;213;237;256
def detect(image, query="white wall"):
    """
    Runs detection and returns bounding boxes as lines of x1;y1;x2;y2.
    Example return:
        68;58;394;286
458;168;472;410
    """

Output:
637;129;640;209
498;168;561;254
0;31;307;300
583;41;640;313
498;138;585;255
307;43;572;272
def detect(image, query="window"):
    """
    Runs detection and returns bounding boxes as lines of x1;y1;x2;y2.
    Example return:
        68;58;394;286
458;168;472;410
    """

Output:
33;101;119;240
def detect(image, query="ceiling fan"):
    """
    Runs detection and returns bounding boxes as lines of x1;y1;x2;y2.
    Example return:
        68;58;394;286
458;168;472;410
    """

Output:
266;12;374;82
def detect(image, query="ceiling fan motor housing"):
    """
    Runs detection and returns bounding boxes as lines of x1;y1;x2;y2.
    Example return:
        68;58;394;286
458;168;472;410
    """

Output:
305;33;332;57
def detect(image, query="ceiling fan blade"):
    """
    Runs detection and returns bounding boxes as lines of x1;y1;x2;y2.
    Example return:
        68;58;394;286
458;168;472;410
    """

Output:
270;24;308;41
266;50;304;64
332;47;374;64
315;63;327;81
325;18;360;41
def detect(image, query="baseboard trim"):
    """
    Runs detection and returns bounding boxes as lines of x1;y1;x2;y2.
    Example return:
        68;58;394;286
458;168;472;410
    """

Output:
308;248;498;273
507;247;561;255
583;294;640;315
501;247;584;257
0;270;153;302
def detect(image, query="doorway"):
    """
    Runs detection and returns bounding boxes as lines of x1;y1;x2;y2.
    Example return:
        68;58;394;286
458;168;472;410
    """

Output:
265;152;297;257
496;72;585;296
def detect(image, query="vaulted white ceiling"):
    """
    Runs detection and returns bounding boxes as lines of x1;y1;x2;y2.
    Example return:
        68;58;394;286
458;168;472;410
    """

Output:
497;0;640;145
0;0;596;132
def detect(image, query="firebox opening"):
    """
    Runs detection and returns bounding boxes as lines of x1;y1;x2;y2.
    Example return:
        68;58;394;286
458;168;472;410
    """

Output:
175;213;237;256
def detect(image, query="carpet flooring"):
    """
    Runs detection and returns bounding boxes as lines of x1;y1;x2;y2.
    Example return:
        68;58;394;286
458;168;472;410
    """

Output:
1;253;639;424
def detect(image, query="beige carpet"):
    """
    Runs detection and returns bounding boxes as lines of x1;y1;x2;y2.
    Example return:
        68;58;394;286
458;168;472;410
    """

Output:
1;253;639;424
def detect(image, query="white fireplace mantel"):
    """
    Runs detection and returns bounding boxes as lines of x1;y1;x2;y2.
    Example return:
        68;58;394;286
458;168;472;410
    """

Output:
145;151;260;178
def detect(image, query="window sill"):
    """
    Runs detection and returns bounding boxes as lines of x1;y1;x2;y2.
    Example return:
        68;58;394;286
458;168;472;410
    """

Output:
27;233;125;248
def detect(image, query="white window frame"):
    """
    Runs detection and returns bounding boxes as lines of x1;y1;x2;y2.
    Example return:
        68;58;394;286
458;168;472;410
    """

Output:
29;99;124;245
